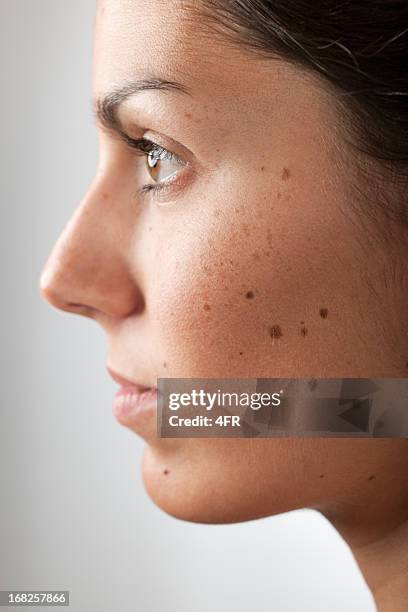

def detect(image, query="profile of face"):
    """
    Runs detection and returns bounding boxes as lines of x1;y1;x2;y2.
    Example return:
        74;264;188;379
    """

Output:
40;0;408;549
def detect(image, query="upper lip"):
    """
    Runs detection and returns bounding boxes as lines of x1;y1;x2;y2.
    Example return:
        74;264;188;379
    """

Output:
107;366;153;391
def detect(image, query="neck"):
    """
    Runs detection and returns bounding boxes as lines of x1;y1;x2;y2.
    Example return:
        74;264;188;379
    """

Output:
337;516;408;611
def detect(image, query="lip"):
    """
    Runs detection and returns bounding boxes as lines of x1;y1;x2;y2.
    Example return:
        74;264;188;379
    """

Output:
107;366;153;391
107;366;158;441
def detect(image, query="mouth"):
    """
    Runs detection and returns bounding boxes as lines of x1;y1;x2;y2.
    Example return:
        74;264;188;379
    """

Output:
107;367;158;438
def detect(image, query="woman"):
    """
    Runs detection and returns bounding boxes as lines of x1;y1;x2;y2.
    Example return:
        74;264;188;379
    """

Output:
40;1;408;609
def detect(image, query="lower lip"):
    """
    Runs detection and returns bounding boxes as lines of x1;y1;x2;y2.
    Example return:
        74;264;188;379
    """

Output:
113;385;158;420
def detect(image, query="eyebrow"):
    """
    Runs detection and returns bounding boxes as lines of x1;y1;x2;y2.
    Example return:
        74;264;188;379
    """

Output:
94;77;191;134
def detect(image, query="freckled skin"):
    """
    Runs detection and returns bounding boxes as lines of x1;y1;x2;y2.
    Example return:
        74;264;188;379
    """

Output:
40;0;408;591
269;325;283;339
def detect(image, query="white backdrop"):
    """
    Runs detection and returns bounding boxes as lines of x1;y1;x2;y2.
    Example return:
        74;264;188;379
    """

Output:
0;2;376;610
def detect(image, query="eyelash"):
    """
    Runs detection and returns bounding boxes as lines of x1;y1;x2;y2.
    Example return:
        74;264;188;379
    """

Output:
124;135;185;197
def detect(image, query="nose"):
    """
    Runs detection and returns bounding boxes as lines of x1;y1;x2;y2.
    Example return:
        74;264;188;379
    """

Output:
40;178;144;320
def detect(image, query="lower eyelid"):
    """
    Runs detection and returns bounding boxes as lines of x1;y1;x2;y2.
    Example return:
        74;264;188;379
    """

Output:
139;165;194;203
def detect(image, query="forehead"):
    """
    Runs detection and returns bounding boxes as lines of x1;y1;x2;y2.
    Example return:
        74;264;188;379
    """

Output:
92;0;333;143
93;0;301;105
94;0;219;95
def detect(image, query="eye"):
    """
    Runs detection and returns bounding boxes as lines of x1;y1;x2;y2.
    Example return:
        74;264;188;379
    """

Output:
145;144;186;184
122;136;190;199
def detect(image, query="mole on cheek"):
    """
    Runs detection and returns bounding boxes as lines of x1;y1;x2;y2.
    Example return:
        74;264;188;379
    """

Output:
368;474;375;481
282;167;291;181
239;351;244;356
269;325;282;339
163;361;168;368
300;326;308;337
163;469;170;476
203;303;211;311
319;308;329;319
245;291;255;299
319;474;325;478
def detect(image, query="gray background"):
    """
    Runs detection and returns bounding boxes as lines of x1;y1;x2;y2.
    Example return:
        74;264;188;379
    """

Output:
0;2;376;611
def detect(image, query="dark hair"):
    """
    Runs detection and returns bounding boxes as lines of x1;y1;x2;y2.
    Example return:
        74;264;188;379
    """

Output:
197;1;408;228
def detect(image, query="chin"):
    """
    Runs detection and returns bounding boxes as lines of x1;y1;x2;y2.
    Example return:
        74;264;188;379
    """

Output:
141;446;225;523
140;444;295;524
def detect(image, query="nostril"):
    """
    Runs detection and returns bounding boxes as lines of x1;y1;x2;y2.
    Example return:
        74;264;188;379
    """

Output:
41;282;94;318
64;302;98;319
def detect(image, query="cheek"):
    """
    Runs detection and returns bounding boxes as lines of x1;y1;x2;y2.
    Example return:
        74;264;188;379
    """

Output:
149;201;275;375
147;180;353;377
147;158;370;378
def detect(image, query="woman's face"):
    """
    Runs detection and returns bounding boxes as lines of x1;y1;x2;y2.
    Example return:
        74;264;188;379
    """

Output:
40;0;408;533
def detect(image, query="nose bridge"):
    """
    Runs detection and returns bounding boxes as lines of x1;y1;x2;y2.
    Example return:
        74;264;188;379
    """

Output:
40;178;143;319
